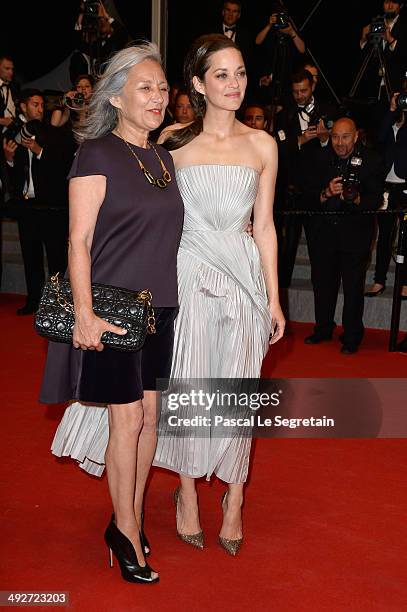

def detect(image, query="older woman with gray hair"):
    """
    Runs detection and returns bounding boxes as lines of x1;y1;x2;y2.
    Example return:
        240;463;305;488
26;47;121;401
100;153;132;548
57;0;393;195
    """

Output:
40;43;184;584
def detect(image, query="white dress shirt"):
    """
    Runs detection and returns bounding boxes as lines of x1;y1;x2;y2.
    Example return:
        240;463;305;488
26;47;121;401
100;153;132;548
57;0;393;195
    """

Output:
223;24;236;41
0;79;16;122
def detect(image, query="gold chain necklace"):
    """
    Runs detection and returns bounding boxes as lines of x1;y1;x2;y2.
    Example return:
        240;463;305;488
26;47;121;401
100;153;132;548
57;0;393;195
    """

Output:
117;132;172;189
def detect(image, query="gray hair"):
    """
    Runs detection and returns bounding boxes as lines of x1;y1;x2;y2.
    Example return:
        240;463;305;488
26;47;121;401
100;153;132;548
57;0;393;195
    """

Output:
75;42;163;142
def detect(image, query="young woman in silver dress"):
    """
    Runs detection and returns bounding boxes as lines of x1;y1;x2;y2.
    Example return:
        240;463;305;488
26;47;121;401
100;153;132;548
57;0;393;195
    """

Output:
154;34;285;555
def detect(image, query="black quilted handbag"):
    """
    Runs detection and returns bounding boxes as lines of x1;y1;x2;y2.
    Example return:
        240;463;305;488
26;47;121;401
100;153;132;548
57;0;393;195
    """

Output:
34;273;156;352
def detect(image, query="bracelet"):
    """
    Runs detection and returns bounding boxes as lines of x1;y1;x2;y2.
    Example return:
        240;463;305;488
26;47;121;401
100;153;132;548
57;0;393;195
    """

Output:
291;34;297;39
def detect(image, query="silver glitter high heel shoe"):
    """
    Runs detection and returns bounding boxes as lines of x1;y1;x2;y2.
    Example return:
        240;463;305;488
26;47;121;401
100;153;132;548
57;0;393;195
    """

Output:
173;486;204;549
218;491;243;556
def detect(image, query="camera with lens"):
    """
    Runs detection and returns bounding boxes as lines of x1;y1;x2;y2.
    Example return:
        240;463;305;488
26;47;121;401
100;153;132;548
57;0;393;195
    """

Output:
304;104;335;130
3;118;42;145
338;155;363;204
3;116;25;143
396;92;407;110
83;0;100;18
273;12;290;30
368;15;386;43
62;92;86;110
82;0;101;34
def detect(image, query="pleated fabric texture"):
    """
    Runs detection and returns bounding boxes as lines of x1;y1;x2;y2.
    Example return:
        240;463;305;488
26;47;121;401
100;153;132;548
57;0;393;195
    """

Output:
154;166;271;483
50;165;272;482
51;402;108;477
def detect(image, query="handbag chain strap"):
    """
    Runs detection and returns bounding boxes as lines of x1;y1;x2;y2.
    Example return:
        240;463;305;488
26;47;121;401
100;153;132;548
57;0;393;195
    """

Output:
138;290;156;334
50;273;75;314
50;273;156;334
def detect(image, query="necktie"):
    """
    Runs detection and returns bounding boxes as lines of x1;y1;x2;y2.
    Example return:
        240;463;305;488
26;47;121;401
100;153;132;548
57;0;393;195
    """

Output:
1;83;10;104
225;27;235;32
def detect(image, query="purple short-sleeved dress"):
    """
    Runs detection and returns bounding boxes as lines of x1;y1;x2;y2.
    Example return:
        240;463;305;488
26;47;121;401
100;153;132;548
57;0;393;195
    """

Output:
39;132;184;405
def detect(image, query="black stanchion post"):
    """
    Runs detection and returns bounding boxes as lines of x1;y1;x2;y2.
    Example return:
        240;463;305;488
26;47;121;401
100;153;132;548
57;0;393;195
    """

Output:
389;212;407;351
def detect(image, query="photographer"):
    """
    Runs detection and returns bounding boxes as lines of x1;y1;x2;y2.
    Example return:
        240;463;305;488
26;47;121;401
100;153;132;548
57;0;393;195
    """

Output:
359;1;407;100
0;54;19;285
255;1;305;105
365;85;407;299
301;118;384;354
2;89;76;315
70;1;129;81
51;74;94;128
274;69;337;287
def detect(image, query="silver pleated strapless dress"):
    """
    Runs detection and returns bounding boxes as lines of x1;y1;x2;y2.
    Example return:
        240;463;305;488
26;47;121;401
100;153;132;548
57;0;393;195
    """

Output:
51;165;272;482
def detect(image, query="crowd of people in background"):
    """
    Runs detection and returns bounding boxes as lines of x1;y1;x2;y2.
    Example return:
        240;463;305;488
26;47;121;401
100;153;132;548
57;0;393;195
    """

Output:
1;0;407;352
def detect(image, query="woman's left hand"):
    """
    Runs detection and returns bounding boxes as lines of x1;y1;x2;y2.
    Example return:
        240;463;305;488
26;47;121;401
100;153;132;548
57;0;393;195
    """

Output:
268;301;285;344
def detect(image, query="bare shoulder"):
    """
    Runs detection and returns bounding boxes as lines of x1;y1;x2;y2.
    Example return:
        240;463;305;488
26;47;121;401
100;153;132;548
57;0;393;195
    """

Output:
237;125;277;172
237;122;276;149
250;127;277;155
157;121;193;144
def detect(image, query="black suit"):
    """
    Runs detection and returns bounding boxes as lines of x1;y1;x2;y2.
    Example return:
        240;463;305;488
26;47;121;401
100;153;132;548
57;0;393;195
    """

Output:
274;99;338;287
0;81;19;121
371;109;407;286
301;144;385;346
7;124;76;308
255;30;304;105
217;22;254;63
379;109;407;179
275;99;338;185
70;21;129;82
1;80;19;286
359;17;407;99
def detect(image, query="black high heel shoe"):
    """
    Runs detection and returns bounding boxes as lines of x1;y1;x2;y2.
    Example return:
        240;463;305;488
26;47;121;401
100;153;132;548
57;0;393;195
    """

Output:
140;510;151;557
104;517;159;584
111;513;150;557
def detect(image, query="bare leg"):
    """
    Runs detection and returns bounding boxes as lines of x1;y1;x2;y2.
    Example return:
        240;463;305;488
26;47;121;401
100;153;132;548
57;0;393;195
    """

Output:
133;390;159;550
176;474;202;535
219;483;244;541
105;401;157;578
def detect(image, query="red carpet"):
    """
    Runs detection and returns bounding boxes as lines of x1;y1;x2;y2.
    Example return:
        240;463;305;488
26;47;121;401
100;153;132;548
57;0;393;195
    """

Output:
1;293;406;611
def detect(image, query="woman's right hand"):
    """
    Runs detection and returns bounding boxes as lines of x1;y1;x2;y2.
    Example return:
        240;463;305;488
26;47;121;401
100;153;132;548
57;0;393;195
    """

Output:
73;313;127;351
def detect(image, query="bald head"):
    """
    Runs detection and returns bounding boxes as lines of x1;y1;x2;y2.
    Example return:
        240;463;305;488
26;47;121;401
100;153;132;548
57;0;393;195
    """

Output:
333;117;357;133
331;117;358;159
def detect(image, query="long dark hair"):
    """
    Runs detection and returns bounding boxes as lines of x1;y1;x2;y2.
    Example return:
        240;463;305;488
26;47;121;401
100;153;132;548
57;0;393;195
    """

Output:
163;34;241;151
